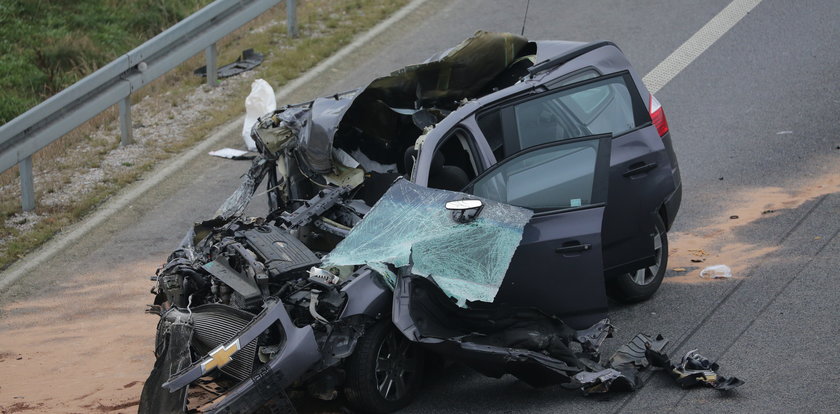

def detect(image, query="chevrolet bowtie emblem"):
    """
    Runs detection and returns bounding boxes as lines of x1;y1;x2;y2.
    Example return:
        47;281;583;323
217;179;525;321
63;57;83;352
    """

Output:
201;339;241;374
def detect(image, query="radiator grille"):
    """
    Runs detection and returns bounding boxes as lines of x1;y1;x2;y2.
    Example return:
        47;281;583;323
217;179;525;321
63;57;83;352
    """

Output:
190;304;259;382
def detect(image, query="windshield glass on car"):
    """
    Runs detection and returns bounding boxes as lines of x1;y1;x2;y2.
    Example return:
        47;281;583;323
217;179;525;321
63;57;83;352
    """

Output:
322;179;532;305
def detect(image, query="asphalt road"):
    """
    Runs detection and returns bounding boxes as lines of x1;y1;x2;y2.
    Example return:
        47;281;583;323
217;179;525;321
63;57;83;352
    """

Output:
1;0;839;413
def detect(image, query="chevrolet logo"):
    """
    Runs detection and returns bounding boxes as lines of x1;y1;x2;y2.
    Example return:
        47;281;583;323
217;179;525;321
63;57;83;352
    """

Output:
201;339;241;374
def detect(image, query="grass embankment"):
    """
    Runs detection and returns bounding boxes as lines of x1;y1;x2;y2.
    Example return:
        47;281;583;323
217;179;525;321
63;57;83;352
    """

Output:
0;0;409;272
0;0;216;123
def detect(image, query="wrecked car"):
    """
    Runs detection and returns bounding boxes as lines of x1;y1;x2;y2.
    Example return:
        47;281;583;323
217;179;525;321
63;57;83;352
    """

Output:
139;31;698;414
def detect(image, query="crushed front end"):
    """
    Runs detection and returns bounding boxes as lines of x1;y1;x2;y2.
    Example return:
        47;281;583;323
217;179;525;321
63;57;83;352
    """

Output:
139;183;390;413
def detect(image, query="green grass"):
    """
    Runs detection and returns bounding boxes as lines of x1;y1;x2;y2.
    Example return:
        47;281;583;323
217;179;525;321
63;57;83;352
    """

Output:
0;0;213;123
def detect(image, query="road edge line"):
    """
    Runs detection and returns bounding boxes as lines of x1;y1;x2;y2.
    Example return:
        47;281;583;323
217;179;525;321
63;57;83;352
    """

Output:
643;0;763;94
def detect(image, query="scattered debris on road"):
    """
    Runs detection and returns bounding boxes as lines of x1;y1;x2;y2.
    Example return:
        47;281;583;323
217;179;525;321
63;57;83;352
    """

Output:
700;264;733;279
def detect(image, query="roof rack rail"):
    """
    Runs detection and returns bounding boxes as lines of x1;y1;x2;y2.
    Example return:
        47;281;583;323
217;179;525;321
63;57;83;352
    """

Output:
527;40;617;77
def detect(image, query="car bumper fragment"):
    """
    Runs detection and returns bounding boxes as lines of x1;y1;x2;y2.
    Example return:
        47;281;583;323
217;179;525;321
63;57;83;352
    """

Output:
163;298;321;394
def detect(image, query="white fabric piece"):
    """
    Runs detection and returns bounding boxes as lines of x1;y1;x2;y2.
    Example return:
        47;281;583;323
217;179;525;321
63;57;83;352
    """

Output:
242;79;276;151
209;148;249;159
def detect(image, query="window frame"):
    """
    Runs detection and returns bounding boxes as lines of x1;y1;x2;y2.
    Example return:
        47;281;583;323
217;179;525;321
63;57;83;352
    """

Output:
463;133;612;216
476;70;650;158
427;126;486;178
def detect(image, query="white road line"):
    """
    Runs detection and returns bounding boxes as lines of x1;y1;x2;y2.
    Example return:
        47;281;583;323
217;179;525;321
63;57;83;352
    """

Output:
0;0;430;292
643;0;763;94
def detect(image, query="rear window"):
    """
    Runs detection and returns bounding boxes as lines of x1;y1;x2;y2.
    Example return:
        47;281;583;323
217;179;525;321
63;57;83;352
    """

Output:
478;72;647;157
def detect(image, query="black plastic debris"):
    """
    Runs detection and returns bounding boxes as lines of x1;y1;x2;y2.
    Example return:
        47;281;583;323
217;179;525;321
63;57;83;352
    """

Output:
194;49;264;79
650;349;745;390
609;333;669;371
564;333;743;395
138;319;193;413
565;333;667;394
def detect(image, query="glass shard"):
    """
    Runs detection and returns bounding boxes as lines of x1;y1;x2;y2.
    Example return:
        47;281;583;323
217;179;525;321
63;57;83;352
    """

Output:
323;179;532;304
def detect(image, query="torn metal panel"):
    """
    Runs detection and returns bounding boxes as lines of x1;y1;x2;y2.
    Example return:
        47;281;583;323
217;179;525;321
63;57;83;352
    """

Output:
323;179;532;304
252;105;312;158
365;31;529;108
213;157;272;221
299;93;359;174
138;317;193;414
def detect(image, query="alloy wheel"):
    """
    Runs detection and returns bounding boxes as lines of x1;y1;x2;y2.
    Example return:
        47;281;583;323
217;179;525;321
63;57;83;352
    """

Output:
374;330;416;401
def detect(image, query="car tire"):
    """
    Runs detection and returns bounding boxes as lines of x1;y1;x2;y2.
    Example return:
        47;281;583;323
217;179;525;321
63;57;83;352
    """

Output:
344;321;425;414
607;215;668;303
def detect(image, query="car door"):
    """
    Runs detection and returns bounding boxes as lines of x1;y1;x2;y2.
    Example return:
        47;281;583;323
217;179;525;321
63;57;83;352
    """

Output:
474;71;674;277
462;134;611;329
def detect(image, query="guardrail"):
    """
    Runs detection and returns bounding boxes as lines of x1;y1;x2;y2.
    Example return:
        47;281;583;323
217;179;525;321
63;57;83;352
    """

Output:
0;0;299;211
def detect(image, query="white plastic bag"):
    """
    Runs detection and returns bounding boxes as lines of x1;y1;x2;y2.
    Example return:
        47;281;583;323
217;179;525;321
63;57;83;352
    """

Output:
242;79;276;151
699;264;732;279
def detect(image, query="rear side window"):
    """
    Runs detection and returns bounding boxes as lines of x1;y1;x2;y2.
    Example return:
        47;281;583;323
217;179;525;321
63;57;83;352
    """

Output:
478;72;647;157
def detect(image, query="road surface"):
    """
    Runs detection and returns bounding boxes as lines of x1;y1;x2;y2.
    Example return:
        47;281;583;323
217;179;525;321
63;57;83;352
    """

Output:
1;0;838;412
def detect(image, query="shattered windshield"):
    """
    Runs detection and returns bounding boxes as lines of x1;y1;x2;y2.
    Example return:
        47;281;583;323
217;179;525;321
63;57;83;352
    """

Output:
323;179;533;304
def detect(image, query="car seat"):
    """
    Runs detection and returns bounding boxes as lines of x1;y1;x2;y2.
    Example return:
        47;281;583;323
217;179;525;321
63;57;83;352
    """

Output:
404;147;469;192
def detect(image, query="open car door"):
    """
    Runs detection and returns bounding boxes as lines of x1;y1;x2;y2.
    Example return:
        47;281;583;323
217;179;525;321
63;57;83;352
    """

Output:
391;134;612;386
470;134;612;328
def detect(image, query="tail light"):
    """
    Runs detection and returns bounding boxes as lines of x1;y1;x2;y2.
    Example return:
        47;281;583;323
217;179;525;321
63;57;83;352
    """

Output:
649;93;669;137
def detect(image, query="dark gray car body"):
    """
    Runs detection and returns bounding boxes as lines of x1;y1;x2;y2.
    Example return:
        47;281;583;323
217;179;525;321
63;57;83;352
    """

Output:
409;40;681;327
140;32;681;413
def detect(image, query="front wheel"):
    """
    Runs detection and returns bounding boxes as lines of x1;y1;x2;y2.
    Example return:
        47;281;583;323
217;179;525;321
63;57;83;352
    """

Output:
607;216;668;303
344;321;425;413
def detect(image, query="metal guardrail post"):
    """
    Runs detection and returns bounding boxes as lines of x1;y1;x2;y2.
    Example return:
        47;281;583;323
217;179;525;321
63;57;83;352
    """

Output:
287;0;298;38
206;43;218;86
20;156;35;212
119;97;133;146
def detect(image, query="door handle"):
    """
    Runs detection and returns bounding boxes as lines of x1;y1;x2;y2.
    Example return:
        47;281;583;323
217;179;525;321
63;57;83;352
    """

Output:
555;243;592;254
623;162;657;177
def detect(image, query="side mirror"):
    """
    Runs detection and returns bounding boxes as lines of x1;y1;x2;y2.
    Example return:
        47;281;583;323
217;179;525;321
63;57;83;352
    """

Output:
445;199;484;223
